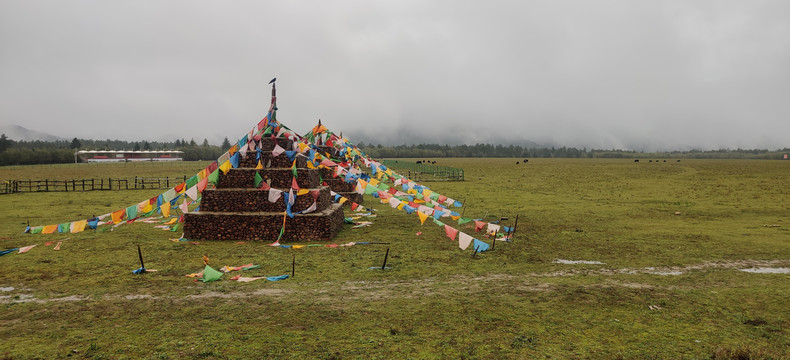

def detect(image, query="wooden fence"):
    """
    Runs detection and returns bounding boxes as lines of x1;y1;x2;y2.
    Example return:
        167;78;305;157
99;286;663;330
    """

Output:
379;160;464;182
1;177;191;194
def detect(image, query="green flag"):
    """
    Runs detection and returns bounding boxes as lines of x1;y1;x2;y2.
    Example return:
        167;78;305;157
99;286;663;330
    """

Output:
200;265;223;282
458;217;473;225
254;171;263;188
125;205;138;220
186;175;199;189
208;170;219;185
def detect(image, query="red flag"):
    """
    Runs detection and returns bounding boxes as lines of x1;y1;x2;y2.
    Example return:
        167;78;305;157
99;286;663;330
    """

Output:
291;177;300;190
351;203;359;211
474;220;486;232
445;225;459;241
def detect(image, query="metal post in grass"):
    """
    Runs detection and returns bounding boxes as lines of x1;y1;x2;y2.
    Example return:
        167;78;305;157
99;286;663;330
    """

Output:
382;248;390;270
137;245;145;270
492;229;498;251
511;214;519;241
472;245;479;258
292;254;295;277
461;199;467;217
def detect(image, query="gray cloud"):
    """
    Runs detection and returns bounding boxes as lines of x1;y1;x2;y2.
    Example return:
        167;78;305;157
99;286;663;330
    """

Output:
1;0;788;151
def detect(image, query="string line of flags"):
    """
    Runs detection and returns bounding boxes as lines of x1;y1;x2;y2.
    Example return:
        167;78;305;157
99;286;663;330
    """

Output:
16;92;514;255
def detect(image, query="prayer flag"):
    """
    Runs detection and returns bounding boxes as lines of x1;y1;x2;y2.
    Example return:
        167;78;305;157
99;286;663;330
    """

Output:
208;170;219;185
473;239;490;252
417;211;429;225
230;152;240;168
18;244;37;253
185;184;199;201
268;189;282;203
112;209;126;224
200;265;223;282
70;220;87;233
197;177;209;192
445;225;458;241
219;160;232;174
255;172;263;188
458;232;473;250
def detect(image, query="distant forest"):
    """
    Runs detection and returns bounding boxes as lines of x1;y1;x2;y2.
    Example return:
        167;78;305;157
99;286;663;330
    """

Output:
356;142;790;160
0;134;788;166
0;135;232;166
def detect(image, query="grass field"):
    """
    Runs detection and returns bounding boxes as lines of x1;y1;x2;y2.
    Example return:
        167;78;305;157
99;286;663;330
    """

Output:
1;159;789;359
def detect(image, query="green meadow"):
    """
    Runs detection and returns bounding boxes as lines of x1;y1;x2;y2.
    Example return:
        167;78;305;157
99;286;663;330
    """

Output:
1;159;789;359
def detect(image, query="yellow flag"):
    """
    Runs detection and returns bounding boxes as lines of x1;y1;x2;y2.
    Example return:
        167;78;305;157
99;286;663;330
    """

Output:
42;225;58;234
219;160;232;174
417;211;429;225
70;220;87;233
198;169;207;180
161;203;170;218
339;197;348;204
369;178;380;187
255;160;264;170
297;189;309;196
141;203;153;214
396;202;405;210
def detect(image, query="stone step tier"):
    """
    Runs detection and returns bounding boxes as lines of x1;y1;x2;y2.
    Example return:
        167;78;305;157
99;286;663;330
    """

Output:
218;168;319;189
200;187;332;213
183;203;344;241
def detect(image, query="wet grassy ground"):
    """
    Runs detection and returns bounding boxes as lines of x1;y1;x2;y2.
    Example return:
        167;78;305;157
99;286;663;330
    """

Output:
1;159;789;359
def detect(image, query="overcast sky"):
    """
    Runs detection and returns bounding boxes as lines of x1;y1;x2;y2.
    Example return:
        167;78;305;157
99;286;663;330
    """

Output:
1;1;789;151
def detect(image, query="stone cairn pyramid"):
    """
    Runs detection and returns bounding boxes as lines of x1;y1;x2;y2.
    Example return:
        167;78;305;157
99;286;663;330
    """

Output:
183;85;345;242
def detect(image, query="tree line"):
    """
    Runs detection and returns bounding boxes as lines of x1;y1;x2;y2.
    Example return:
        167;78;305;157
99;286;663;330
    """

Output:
0;134;233;166
1;133;788;166
357;142;790;160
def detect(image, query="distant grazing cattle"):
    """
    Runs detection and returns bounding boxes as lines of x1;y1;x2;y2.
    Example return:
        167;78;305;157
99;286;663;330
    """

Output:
516;162;520;164
663;160;667;162
432;161;436;164
416;161;422;164
523;159;529;162
649;160;652;163
677;160;681;162
634;159;639;162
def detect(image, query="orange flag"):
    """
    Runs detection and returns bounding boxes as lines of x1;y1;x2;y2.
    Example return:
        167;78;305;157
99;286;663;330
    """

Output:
42;225;58;234
112;209;126;224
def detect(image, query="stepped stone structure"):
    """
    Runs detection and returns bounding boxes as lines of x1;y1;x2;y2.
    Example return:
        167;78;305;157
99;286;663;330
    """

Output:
183;136;345;242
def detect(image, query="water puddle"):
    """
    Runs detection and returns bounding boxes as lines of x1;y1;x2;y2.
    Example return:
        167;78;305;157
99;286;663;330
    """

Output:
554;259;605;265
739;267;790;274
